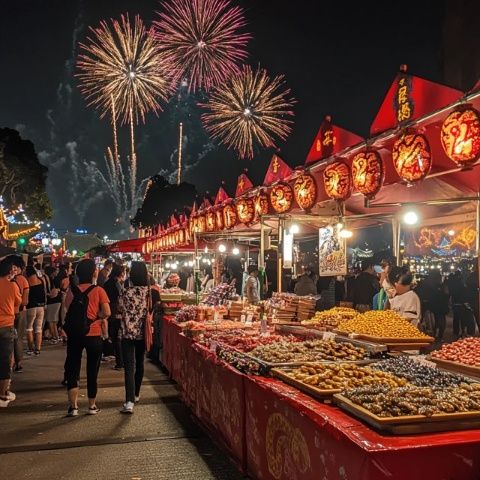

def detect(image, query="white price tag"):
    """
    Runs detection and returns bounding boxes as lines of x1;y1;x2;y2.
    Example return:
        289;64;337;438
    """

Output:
323;332;336;341
240;314;246;323
245;313;253;326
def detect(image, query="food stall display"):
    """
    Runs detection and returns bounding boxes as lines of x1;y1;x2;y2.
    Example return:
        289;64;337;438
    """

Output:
301;306;358;328
430;337;480;377
264;292;316;323
273;363;407;400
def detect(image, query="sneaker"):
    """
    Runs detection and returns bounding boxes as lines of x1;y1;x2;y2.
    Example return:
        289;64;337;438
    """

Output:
5;391;16;402
121;401;134;414
14;364;23;373
134;396;140;403
66;406;79;417
26;350;34;356
87;405;100;415
0;398;10;408
61;379;68;386
34;349;41;356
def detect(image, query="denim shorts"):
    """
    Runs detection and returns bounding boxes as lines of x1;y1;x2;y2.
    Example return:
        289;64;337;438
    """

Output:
0;327;14;380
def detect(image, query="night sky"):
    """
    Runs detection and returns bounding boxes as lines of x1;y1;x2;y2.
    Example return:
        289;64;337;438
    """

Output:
0;0;445;237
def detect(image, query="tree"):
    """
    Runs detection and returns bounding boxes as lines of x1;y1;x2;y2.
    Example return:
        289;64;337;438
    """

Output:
131;175;197;228
0;128;52;221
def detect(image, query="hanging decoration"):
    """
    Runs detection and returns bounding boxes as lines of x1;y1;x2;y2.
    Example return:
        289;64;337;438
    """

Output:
236;197;255;224
441;106;480;168
215;207;224;230
293;173;317;210
196;214;206;233
392;131;431;183
206;210;216;232
269;183;293;213
223;203;237;229
323;161;352;201
351;150;384;198
254;191;269;219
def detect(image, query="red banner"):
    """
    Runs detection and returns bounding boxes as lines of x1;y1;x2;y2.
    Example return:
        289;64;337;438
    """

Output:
263;154;292;186
235;173;254;197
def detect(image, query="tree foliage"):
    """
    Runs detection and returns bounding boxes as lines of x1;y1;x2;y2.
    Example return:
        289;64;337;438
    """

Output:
0;128;52;221
131;175;197;228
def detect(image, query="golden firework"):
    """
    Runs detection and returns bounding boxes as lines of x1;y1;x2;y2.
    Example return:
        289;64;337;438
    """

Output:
201;65;294;159
76;14;174;125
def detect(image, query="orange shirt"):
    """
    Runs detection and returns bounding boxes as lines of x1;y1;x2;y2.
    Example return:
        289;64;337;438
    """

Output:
65;284;110;336
13;274;29;313
0;277;22;328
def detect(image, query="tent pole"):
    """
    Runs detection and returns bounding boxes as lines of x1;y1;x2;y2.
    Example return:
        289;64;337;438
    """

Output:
277;218;283;293
259;219;265;300
392;217;401;266
476;194;480;330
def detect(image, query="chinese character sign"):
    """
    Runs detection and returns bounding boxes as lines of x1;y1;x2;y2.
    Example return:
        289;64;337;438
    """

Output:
319;226;347;276
395;74;414;124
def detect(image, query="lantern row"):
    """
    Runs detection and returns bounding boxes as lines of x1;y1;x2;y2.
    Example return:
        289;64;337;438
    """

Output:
143;105;480;253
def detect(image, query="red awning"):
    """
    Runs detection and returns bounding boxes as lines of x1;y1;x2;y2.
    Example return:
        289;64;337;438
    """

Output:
108;238;146;253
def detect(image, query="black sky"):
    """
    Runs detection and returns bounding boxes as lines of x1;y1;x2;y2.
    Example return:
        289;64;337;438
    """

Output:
0;0;446;237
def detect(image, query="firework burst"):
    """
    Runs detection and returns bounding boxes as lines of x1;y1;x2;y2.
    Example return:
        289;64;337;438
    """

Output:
76;14;174;125
154;0;250;92
200;65;295;159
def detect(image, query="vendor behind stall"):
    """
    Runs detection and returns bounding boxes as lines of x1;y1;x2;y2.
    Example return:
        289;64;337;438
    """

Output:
294;266;317;296
244;265;260;305
386;266;421;326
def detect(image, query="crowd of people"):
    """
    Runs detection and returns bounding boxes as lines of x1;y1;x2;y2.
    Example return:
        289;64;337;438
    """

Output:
0;255;159;416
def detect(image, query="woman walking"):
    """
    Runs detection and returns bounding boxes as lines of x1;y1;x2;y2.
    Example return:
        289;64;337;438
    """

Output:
44;266;61;343
118;261;159;413
25;266;46;355
64;259;110;417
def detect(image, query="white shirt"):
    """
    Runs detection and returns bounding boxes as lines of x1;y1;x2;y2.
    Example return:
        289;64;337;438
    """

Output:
389;290;421;326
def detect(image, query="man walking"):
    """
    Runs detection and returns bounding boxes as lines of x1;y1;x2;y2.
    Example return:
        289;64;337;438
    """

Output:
0;257;22;407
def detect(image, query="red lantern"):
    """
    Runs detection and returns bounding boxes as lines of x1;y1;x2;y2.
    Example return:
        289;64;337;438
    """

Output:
254;192;269;219
196;214;206;233
293;174;317;210
323;161;351;200
269;183;293;213
392;132;431;183
215;208;224;230
206;211;216;232
223;203;237;229
351;150;384;198
236;198;255;224
441;107;480;168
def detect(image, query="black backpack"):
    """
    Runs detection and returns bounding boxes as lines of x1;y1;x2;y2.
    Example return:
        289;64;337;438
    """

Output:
63;285;97;338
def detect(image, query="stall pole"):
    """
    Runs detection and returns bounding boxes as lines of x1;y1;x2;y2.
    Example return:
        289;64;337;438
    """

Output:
392;218;401;266
259;220;266;299
476;194;480;330
277;218;284;293
193;231;200;305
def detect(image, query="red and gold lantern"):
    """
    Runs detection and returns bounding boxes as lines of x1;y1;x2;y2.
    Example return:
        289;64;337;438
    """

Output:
351;150;384;198
441;106;480;168
293;173;317;210
392;132;431;183
215;208;224;230
254;191;269;219
196;214;206;233
269;183;293;213
236;198;255;224
206;211;216;232
323;161;351;201
223;203;237;229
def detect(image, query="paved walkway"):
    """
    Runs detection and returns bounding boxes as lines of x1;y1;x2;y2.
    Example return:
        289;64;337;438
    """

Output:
0;343;245;480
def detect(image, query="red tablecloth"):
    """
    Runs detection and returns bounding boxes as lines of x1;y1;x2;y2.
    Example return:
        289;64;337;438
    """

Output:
161;316;480;480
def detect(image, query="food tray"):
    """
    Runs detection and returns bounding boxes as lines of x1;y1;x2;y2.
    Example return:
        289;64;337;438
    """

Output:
333;330;434;351
427;357;480;379
271;367;341;400
333;394;480;434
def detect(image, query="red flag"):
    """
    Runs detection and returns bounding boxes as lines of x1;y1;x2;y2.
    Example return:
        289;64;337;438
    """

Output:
263;154;292;185
170;214;178;226
215;186;230;205
370;67;463;135
189;202;197;219
305;116;363;165
235;173;254;197
202;197;212;209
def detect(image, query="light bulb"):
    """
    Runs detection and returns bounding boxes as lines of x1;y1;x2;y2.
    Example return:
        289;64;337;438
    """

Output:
165;262;171;269
218;244;226;253
448;229;455;236
232;247;240;255
339;229;353;239
289;224;300;234
402;211;419;225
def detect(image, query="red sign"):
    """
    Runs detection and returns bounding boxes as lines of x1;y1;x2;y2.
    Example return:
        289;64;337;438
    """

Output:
236;198;255;224
263;154;292;185
235;173;254;197
223;204;237;229
254;192;269;220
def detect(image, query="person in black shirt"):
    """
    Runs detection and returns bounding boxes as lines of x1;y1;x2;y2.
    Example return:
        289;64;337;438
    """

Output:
352;260;380;311
104;264;126;369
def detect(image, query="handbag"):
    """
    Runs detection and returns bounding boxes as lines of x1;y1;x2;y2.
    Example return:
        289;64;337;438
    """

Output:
144;288;153;352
